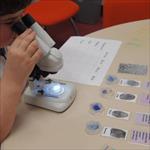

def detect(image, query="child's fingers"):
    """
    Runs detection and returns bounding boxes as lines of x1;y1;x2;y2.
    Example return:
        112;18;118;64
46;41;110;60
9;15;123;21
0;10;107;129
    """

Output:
19;31;36;50
12;29;32;47
31;49;43;64
19;28;32;39
26;40;39;57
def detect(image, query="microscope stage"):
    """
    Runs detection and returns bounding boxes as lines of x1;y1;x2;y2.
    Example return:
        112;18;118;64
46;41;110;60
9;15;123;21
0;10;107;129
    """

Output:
24;80;76;112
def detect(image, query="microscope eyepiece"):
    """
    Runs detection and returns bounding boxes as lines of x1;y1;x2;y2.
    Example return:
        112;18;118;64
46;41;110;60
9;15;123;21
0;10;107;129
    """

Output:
11;21;27;34
22;14;35;28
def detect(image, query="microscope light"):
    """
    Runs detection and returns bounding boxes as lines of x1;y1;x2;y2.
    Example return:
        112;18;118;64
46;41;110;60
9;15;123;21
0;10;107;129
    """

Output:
52;84;62;92
44;83;64;97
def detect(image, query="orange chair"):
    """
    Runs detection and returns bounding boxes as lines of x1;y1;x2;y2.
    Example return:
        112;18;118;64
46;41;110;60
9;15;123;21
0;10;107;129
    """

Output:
25;0;80;34
103;0;150;28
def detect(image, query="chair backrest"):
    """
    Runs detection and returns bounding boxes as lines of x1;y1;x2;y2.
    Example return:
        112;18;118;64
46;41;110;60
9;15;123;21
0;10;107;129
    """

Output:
25;0;79;25
103;0;150;28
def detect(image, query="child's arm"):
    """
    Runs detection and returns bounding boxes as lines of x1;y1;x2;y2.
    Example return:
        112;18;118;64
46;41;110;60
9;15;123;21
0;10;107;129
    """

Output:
0;29;43;143
0;79;21;142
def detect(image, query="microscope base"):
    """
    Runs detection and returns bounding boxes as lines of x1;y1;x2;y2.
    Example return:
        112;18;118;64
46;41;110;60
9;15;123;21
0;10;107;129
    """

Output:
23;81;76;112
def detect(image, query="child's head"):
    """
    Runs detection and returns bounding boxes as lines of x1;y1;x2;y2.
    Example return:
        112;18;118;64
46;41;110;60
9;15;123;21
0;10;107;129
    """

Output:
0;0;33;47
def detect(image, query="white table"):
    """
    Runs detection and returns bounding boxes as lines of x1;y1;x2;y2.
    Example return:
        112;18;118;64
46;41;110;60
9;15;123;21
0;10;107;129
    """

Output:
2;19;150;150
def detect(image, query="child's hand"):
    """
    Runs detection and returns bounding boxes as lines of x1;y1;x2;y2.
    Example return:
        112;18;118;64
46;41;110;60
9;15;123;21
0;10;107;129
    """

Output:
3;29;43;93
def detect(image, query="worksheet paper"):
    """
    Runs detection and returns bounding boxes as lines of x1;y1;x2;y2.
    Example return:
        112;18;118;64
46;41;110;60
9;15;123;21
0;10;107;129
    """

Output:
51;36;122;86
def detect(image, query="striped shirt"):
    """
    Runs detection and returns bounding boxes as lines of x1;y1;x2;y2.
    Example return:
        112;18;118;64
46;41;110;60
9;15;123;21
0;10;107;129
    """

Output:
0;56;5;78
0;48;6;78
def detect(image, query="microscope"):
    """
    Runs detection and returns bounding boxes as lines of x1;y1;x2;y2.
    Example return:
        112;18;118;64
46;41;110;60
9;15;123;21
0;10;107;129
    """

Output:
11;14;76;112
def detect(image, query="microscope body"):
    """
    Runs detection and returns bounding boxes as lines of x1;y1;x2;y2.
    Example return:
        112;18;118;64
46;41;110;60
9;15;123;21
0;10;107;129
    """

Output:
12;14;76;112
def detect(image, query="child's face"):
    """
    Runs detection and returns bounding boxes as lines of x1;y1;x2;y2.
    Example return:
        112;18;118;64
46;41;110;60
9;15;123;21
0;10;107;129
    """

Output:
0;10;24;48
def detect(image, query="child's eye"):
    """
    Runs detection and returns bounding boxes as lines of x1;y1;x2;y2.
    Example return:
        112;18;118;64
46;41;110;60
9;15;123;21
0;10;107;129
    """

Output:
4;17;20;25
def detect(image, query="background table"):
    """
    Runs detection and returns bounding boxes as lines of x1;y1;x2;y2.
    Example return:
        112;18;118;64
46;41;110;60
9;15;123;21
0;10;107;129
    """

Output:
2;19;150;150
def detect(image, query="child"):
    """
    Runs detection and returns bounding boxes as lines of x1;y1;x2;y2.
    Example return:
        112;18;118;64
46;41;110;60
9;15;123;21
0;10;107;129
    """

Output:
0;0;43;142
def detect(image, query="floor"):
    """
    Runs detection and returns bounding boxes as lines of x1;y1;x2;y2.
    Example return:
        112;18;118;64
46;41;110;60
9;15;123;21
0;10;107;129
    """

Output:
46;18;103;48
